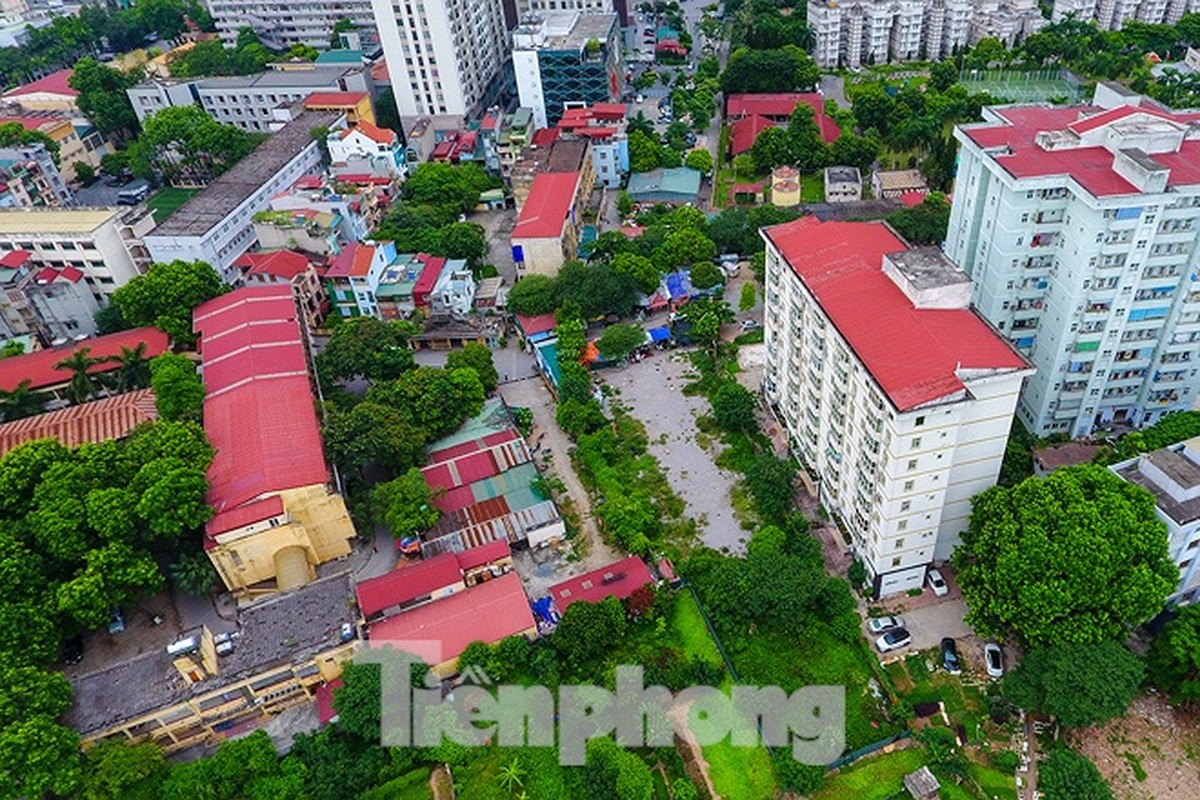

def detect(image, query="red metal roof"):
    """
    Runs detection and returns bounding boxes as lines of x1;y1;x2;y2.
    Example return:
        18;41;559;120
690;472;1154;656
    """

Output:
0;115;60;132
531;127;560;148
590;102;626;119
433;483;478;514
367;572;533;664
548;556;653;612
325;244;375;279
0;388;157;457
0;327;168;393
762;217;1027;411
0;249;31;268
412;256;445;305
962;103;1200;197
356;552;464;616
422;450;500;491
456;539;511;572
236;250;311;280
4;69;77;98
193;286;331;534
898;191;928;208
729;114;774;156
513;172;579;239
428;428;518;462
346;118;395;145
206;495;285;537
303;91;368;107
315;678;342;725
515;313;557;337
726;93;840;143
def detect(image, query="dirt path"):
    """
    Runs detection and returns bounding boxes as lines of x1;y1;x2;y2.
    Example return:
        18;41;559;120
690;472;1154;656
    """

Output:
429;764;454;800
1071;692;1200;800
499;376;619;570
669;700;720;800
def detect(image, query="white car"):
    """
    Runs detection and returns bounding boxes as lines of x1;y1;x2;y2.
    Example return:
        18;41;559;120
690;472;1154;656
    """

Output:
876;628;912;653
867;615;904;634
984;643;1004;678
927;568;948;597
739;319;760;332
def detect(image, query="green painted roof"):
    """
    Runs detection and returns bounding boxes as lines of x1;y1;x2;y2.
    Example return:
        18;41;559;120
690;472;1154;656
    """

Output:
315;50;364;64
627;167;701;199
426;399;512;452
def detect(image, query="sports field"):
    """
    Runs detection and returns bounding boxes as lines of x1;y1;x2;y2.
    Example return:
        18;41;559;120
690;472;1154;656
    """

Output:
145;187;200;223
959;69;1085;103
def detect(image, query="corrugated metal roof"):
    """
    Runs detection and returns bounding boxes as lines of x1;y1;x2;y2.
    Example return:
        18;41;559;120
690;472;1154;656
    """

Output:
0;388;157;457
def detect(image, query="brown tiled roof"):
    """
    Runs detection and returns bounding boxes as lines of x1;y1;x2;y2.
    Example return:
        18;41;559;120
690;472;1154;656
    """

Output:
0;388;157;456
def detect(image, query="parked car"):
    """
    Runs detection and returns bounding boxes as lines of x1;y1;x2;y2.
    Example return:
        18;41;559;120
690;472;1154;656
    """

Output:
984;642;1004;678
635;93;645;103
927;568;948;597
876;628;912;652
867;615;904;634
739;319;760;332
941;637;961;674
107;607;126;634
63;635;84;665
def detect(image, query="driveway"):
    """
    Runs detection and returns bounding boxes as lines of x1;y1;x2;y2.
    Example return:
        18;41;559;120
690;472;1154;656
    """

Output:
472;208;517;285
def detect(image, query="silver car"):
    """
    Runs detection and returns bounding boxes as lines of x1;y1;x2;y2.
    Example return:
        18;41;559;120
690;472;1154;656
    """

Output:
867;615;905;634
984;642;1004;678
927;568;949;597
876;628;912;652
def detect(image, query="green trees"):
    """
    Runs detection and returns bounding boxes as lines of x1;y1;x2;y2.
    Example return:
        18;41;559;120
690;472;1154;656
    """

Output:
1113;411;1200;460
610;252;661;294
505;274;560;316
1003;641;1143;727
654;228;717;270
70;58;142;140
169;551;219;596
1146;604;1200;703
110;259;228;346
1038;749;1115;800
685;147;714;175
80;740;167;800
719;46;820;94
581;737;654;800
137;106;261;183
887;193;953;245
55;347;112;405
954;466;1176;646
315;317;415;385
749;126;794;173
689;261;725;291
831;132;881;173
0;379;48;422
149;353;204;422
372;467;440;539
403;162;496;216
323;402;426;479
745;454;796;523
445;343;498;393
712;382;757;433
596;323;646;362
629;129;665;173
367;366;485;440
553;596;628;669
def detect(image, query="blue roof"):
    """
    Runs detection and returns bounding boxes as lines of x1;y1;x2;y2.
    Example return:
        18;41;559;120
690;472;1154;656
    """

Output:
648;326;670;343
315;50;364;64
666;271;693;300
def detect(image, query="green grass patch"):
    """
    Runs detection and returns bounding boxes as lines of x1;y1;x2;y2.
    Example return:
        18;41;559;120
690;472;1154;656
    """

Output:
801;173;824;203
1123;751;1148;781
814;748;927;800
968;759;1017;799
672;591;722;667
359;767;433;800
145;187;200;223
702;736;776;800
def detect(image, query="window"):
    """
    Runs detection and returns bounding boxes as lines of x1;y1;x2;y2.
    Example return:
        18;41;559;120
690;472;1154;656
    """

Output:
900;500;911;512
903;480;914;491
891;556;902;567
915;415;925;426
898;521;907;531
896;537;905;547
907;459;918;471
911;437;921;449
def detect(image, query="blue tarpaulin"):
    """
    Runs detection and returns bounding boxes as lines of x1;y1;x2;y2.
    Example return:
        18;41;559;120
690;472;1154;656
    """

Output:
666;271;692;301
648;326;670;343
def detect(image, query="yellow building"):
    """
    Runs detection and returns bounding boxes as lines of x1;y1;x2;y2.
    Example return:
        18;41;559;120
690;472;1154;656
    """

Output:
2;68;79;113
301;91;376;125
771;165;801;208
195;285;357;598
66;572;360;753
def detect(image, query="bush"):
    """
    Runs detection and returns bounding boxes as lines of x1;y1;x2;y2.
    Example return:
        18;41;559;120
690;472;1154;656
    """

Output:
711;381;757;433
991;749;1020;772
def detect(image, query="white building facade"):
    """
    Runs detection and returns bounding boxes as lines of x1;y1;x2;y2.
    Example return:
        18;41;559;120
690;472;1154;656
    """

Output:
762;217;1031;596
1052;0;1200;27
207;0;380;51
1112;436;1200;605
946;86;1200;438
808;0;967;69
370;0;509;119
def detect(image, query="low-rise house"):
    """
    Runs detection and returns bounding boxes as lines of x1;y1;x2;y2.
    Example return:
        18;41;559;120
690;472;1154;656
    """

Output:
194;285;357;597
410;314;503;350
65;573;358;753
495;107;535;177
511;137;593;211
0;327;169;402
367;572;536;676
0;250;103;340
144;110;340;284
547;555;653;614
872;168;929;200
252;208;343;255
512;171;583;278
430;258;476;315
235;249;327;329
375;251;428;319
824;165;863;203
0;388;157;458
1111;436;1200;605
0;113;110;183
474;276;505;309
324;241;393;318
557;103;628;188
327;119;406;179
301;91;375;125
726;93;840;157
626;167;701;205
356;552;467;622
431;130;481;165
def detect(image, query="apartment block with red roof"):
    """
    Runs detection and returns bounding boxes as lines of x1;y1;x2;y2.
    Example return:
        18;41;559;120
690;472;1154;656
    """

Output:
324;241;395;318
511;171;585;278
236;249;327;329
947;84;1200;438
762;216;1032;597
193;285;357;596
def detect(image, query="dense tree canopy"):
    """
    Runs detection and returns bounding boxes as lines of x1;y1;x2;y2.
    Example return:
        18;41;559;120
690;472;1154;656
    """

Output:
149;353;204;422
109;259;229;346
366;366;485;441
954;466;1177;646
316;317;416;386
129;105;261;184
402;162;497;216
719;46;819;94
372;467;439;539
1147;604;1200;704
1038;749;1115;800
887;193;952;245
596;323;647;362
1003;641;1143;727
444;343;498;393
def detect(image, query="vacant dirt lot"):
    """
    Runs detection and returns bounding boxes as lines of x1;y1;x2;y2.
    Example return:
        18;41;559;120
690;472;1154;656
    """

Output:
1071;692;1200;800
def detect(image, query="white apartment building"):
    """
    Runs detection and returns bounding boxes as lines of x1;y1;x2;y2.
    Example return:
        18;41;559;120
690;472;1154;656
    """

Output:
1053;0;1200;26
207;0;380;51
145;110;339;284
762;217;1031;596
808;0;966;69
946;84;1200;438
968;0;1045;47
126;67;372;133
1112;435;1200;605
370;0;509;119
0;207;155;302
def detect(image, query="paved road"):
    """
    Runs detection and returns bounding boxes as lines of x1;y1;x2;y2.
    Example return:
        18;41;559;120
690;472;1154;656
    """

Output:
820;74;849;109
473;207;517;285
